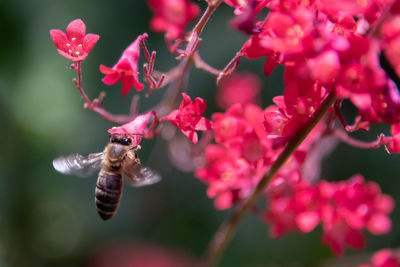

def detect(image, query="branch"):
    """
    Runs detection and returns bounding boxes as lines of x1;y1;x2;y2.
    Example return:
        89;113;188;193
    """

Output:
205;92;337;266
332;129;393;150
193;51;244;82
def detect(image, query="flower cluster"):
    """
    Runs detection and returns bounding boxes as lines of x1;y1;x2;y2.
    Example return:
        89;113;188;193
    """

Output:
193;0;400;255
266;175;394;256
196;104;269;209
238;0;400;148
49;0;400;261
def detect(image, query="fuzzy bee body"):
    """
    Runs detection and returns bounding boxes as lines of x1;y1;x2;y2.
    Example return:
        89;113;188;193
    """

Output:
95;170;123;220
53;135;161;220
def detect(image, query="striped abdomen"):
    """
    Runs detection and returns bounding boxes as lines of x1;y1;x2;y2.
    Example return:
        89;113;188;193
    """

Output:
95;169;123;220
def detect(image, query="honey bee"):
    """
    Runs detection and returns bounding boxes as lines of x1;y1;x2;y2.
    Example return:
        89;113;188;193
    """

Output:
52;134;161;220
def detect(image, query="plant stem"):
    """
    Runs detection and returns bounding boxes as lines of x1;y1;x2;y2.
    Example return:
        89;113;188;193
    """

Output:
205;92;337;266
153;0;225;116
332;129;392;150
75;62;92;105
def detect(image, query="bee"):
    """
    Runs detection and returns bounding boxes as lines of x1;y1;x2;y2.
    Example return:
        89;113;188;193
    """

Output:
52;134;161;220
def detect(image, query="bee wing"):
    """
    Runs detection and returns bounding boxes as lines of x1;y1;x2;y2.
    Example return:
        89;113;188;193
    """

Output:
53;152;103;178
122;158;161;187
123;166;162;187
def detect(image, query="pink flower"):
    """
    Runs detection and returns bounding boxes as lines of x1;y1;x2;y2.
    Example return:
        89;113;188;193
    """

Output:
50;19;99;62
389;123;400;153
160;93;213;144
147;0;200;40
100;34;147;97
241;24;281;76
265;175;395;256
310;50;341;85
108;111;156;146
216;72;261;110
195;104;270;209
360;249;400;267
260;8;315;54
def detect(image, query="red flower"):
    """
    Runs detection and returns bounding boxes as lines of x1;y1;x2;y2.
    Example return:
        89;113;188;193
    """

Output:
195;104;270;209
360;249;400;267
100;34;147;97
241;24;281;76
50;19;99;62
265;175;395;256
160;93;212;144
147;0;200;40
389;123;400;153
216;72;261;110
108;111;156;146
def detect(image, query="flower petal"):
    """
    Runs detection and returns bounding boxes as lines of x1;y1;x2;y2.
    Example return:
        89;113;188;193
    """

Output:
194;117;213;131
121;75;134;97
66;19;86;39
83;33;100;54
50;29;68;50
181;129;198;144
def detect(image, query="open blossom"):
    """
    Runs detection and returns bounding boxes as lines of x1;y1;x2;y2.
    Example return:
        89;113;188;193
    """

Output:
50;19;99;62
241;23;281;76
160;93;212;144
100;34;147;97
147;0;200;40
108;111;156;146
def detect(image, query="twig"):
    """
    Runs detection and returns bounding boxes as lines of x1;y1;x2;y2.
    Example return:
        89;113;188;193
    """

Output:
193;51;244;81
332;129;393;150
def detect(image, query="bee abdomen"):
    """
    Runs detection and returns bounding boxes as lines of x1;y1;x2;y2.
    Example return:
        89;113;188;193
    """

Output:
95;170;123;220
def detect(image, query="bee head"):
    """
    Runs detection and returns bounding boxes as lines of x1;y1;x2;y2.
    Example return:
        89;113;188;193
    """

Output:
110;135;132;146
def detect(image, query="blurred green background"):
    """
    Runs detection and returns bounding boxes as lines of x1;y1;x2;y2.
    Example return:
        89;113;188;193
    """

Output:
1;1;400;266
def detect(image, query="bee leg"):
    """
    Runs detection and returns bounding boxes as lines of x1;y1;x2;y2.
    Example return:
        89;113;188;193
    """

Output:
126;150;140;163
129;145;141;151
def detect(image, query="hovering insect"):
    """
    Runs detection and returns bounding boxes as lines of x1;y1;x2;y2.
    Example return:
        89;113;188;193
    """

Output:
53;134;161;220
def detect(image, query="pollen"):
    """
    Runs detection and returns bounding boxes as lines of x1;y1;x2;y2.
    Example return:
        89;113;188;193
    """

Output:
71;37;76;41
66;43;71;47
221;169;234;181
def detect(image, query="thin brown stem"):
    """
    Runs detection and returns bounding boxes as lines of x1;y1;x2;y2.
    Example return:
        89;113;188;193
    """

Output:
178;0;224;58
332;129;393;150
205;92;337;266
152;0;225;115
193;52;221;75
74;62;92;105
193;51;244;80
216;52;243;84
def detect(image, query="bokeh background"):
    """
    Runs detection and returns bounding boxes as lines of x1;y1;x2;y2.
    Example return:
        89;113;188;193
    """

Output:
1;1;400;266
